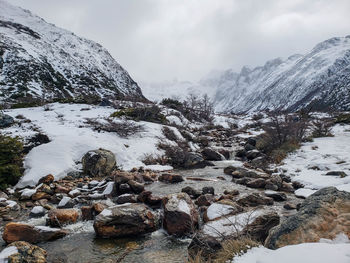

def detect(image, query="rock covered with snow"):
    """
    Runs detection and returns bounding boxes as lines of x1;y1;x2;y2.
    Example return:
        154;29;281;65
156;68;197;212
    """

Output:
265;187;350;249
29;206;46;217
162;193;199;236
93;203;158;238
0;0;144;104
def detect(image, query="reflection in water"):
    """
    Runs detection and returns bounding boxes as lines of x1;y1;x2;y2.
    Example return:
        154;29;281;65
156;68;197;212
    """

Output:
41;229;190;263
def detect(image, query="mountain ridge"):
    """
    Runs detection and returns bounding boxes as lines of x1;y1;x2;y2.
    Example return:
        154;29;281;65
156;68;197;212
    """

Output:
213;36;350;113
0;0;145;104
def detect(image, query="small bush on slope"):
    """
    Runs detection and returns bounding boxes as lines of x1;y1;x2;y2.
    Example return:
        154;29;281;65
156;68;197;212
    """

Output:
110;106;167;124
335;113;350;124
85;118;144;138
0;135;24;190
311;119;334;138
257;112;309;164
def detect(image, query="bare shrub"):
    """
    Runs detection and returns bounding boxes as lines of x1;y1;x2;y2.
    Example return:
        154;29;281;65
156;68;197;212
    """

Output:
162;126;178;141
110;105;167;124
311;119;333;138
85;118;144;138
214;238;258;263
257;111;310;163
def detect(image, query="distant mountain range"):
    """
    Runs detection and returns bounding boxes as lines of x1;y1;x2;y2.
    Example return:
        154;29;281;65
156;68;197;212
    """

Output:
141;36;350;113
0;0;144;105
213;36;350;113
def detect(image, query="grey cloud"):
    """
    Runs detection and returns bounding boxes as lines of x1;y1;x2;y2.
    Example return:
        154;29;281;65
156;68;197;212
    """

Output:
9;0;350;83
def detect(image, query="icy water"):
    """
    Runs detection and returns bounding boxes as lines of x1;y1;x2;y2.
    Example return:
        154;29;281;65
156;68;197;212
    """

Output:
2;161;299;262
39;162;245;263
39;161;248;263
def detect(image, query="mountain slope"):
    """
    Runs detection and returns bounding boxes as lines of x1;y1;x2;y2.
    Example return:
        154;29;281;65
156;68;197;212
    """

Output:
0;0;144;104
213;36;350;113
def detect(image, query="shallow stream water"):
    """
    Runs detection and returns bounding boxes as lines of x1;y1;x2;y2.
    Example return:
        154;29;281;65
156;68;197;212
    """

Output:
1;160;300;262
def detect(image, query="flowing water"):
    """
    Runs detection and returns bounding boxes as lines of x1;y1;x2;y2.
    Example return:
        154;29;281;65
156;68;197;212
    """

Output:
0;160;300;262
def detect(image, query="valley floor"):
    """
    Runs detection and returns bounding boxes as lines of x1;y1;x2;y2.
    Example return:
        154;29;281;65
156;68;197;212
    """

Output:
0;103;349;263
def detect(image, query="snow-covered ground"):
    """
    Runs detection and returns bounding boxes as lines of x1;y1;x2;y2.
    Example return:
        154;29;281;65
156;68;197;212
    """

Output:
232;234;350;263
1;103;176;187
278;124;350;197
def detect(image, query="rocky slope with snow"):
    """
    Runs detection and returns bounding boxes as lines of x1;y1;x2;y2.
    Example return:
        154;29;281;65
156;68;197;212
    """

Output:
214;36;350;113
0;0;144;104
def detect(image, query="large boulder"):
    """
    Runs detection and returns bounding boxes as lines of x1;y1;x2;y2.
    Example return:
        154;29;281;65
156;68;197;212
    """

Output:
3;241;47;263
201;148;224;161
265;187;350;249
2;222;67;244
93;203;158;238
162;193;199;236
183;152;209;169
82;149;116;177
237;193;274;207
47;209;79;227
0;114;14;128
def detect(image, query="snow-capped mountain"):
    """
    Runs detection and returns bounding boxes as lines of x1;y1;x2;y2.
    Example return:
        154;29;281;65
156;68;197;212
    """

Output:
213;36;350;113
0;0;144;104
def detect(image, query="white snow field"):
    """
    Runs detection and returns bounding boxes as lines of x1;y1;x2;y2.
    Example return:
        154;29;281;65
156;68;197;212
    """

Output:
231;236;350;263
278;124;350;197
2;103;176;187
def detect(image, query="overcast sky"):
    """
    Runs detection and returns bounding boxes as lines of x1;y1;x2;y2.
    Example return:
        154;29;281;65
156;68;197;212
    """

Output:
10;0;350;83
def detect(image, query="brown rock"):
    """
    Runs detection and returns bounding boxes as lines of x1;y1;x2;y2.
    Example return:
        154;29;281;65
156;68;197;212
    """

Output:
195;194;214;207
47;209;79;227
55;185;71;194
93;203;106;214
162;193;198;236
223;189;240;196
237;193;274;207
38;174;55;185
114;171;135;185
279;182;295;193
32;192;51;201
81;206;94;221
158;173;184;184
127;180;144;194
93;203;158;238
2;222;67;244
246;178;266;189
